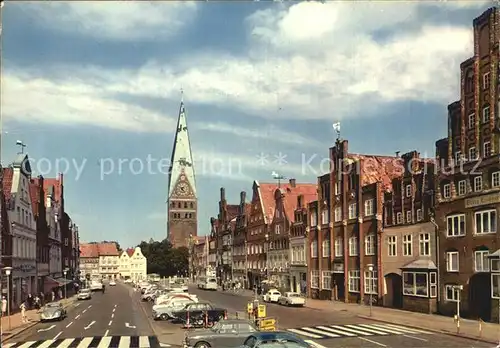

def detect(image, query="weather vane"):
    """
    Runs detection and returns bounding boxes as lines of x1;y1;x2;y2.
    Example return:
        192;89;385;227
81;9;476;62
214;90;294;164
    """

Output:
272;171;285;188
333;122;341;140
16;140;26;154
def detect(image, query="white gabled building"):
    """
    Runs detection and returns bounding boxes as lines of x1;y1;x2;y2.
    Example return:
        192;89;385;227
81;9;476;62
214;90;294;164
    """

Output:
7;154;37;307
119;247;147;281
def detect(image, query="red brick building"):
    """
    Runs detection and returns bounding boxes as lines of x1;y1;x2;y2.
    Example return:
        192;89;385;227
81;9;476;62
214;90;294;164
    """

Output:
232;191;251;287
435;7;500;323
215;188;239;283
1;166;13;304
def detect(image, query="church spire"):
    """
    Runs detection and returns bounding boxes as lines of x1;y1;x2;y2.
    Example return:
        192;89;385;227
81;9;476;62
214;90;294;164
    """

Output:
168;94;197;199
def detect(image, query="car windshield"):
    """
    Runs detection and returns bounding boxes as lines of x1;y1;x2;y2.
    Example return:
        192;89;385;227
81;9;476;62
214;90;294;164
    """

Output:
45;303;61;308
289;293;300;297
80;289;90;293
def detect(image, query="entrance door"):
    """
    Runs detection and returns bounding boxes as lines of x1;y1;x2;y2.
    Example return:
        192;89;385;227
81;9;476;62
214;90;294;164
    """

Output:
292;276;297;292
333;274;345;301
468;274;491;321
385;273;403;308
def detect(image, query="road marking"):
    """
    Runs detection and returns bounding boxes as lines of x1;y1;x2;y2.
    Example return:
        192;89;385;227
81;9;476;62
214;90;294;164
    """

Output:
37;324;55;332
108;320;113;326
383;324;433;334
65;321;73;328
57;338;75;348
111;313;114;318
118;336;131;348
371;324;421;335
104;329;110;337
304;341;327;348
301;327;340;337
330;325;374;336
84;320;96;330
53;331;63;340
348;324;389;335
88;305;92;309
316;326;356;336
114;304;117;308
112;308;116;313
77;337;94;347
75;303;80;307
82;309;87;314
125;322;137;329
97;336;112;348
403;334;428;341
358;337;387;347
75;314;81;319
359;324;403;335
287;328;323;339
37;340;55;348
16;342;37;348
139;336;150;347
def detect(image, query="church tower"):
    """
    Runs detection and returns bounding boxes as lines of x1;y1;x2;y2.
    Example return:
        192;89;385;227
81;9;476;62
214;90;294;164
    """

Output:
167;96;197;248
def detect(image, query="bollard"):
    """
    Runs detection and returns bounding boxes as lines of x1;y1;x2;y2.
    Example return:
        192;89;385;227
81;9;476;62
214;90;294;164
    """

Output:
224;310;228;320
236;311;239;319
186;311;190;328
204;311;208;328
479;319;482;338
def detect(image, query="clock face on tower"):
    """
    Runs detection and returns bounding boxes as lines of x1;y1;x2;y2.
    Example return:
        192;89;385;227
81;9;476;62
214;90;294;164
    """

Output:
176;182;189;196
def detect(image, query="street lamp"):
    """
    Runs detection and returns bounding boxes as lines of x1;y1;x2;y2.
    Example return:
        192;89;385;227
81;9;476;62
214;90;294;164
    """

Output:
4;266;12;330
63;268;69;299
367;264;374;317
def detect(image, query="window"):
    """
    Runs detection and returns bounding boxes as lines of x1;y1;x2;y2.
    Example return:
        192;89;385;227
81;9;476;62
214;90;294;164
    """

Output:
469;147;477;160
275;225;281;234
475;210;496;234
348;270;360;292
348;237;358;256
334;207;342;222
365;234;375;255
446;214;466;237
321;209;329;224
335;181;341;195
310;211;317;226
387;236;397;256
492;273;500;299
310;241;318;258
483;72;490;90
396;212;403;224
445;285;460;302
446;251;459;272
429;272;437;298
322;239;330;257
474;250;490;272
403;272;429;297
321;271;331;290
493;172;500;188
416;209;422;221
348;203;357;219
483;106;490;123
310;270;319;289
419;233;430;256
474;176;482;191
364;199;374;216
484;142;491;157
468;113;475;128
405;185;411;197
455;151;462;163
458;180;466;195
406;210;412;223
403;235;412;256
443;184;451;198
364;270;378;294
334;238;343;257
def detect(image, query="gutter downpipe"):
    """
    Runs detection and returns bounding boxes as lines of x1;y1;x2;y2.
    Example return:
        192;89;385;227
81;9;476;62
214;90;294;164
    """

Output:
430;216;440;314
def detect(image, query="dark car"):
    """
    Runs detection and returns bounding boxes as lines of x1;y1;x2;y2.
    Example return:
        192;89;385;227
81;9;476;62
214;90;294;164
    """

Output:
238;332;313;348
172;302;226;327
184;319;257;348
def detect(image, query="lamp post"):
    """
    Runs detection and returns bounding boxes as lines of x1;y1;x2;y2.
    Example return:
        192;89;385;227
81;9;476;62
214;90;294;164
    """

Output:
453;284;463;334
367;264;374;317
63;268;69;299
4;266;12;330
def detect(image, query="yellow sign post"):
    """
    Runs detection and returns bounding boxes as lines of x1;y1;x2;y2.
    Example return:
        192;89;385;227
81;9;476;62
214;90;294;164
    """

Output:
247;302;253;314
258;305;266;318
259;318;276;331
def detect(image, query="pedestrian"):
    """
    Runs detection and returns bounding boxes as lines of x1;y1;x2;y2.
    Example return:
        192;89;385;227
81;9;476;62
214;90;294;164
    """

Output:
40;292;45;306
2;296;7;317
51;290;55;302
20;301;27;323
58;289;62;299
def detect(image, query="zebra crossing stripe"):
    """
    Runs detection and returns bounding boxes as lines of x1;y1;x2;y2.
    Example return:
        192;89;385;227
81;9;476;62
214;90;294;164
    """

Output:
118;336;131;348
78;337;94;347
287;328;323;339
96;336;113;348
139;336;150;347
329;325;373;336
316;326;356;337
383;324;433;334
346;324;389;335
35;340;55;348
3;336;161;348
359;324;405;335
370;324;420;335
17;342;36;348
58;338;75;348
300;327;340;337
304;340;328;348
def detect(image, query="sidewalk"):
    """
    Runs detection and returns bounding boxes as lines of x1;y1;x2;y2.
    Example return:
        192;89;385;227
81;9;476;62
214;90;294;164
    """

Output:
304;298;500;344
0;296;77;343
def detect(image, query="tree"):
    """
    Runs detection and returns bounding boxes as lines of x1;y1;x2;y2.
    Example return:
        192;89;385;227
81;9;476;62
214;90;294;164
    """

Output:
138;238;189;277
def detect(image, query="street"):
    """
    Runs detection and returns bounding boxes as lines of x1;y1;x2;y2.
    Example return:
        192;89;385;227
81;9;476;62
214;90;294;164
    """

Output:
189;286;494;348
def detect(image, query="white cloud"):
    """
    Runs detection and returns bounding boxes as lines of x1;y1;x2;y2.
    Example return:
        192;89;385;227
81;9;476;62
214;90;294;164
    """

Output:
16;2;198;41
2;71;176;133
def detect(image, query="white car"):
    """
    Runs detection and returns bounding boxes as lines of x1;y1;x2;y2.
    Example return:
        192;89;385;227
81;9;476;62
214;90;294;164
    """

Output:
263;289;281;303
278;292;305;307
109;280;116;286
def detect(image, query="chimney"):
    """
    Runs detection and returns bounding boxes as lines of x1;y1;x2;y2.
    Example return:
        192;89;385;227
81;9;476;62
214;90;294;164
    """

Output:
220;187;225;200
289;178;296;188
240;191;246;205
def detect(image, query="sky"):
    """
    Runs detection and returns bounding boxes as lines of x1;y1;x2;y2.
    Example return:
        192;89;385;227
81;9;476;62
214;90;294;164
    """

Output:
1;0;493;248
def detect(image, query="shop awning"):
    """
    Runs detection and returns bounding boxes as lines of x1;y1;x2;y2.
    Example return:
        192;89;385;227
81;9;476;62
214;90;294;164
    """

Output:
44;276;73;287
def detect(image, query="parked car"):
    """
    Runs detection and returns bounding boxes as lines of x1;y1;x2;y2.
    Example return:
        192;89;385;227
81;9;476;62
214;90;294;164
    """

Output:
152;297;196;320
263;289;281;303
184;319;257;348
238;332;313;348
109;280;116;286
171;302;226;327
77;289;92;300
278;292;305;307
40;303;67;322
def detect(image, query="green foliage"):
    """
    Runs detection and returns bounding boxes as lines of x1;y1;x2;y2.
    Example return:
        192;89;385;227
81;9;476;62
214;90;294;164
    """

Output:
138;239;189;277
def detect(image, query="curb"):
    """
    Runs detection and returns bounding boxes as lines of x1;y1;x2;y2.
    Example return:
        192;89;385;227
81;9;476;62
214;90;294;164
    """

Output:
357;314;498;345
1;297;77;344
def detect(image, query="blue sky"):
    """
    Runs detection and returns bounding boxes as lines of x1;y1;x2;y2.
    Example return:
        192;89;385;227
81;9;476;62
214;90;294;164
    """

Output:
1;1;492;248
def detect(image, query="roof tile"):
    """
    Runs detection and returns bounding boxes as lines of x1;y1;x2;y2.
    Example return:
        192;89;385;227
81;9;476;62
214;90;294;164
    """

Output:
2;167;13;200
28;180;40;217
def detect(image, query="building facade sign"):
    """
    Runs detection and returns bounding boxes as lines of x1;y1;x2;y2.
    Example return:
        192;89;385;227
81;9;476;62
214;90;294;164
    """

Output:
465;193;500;208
